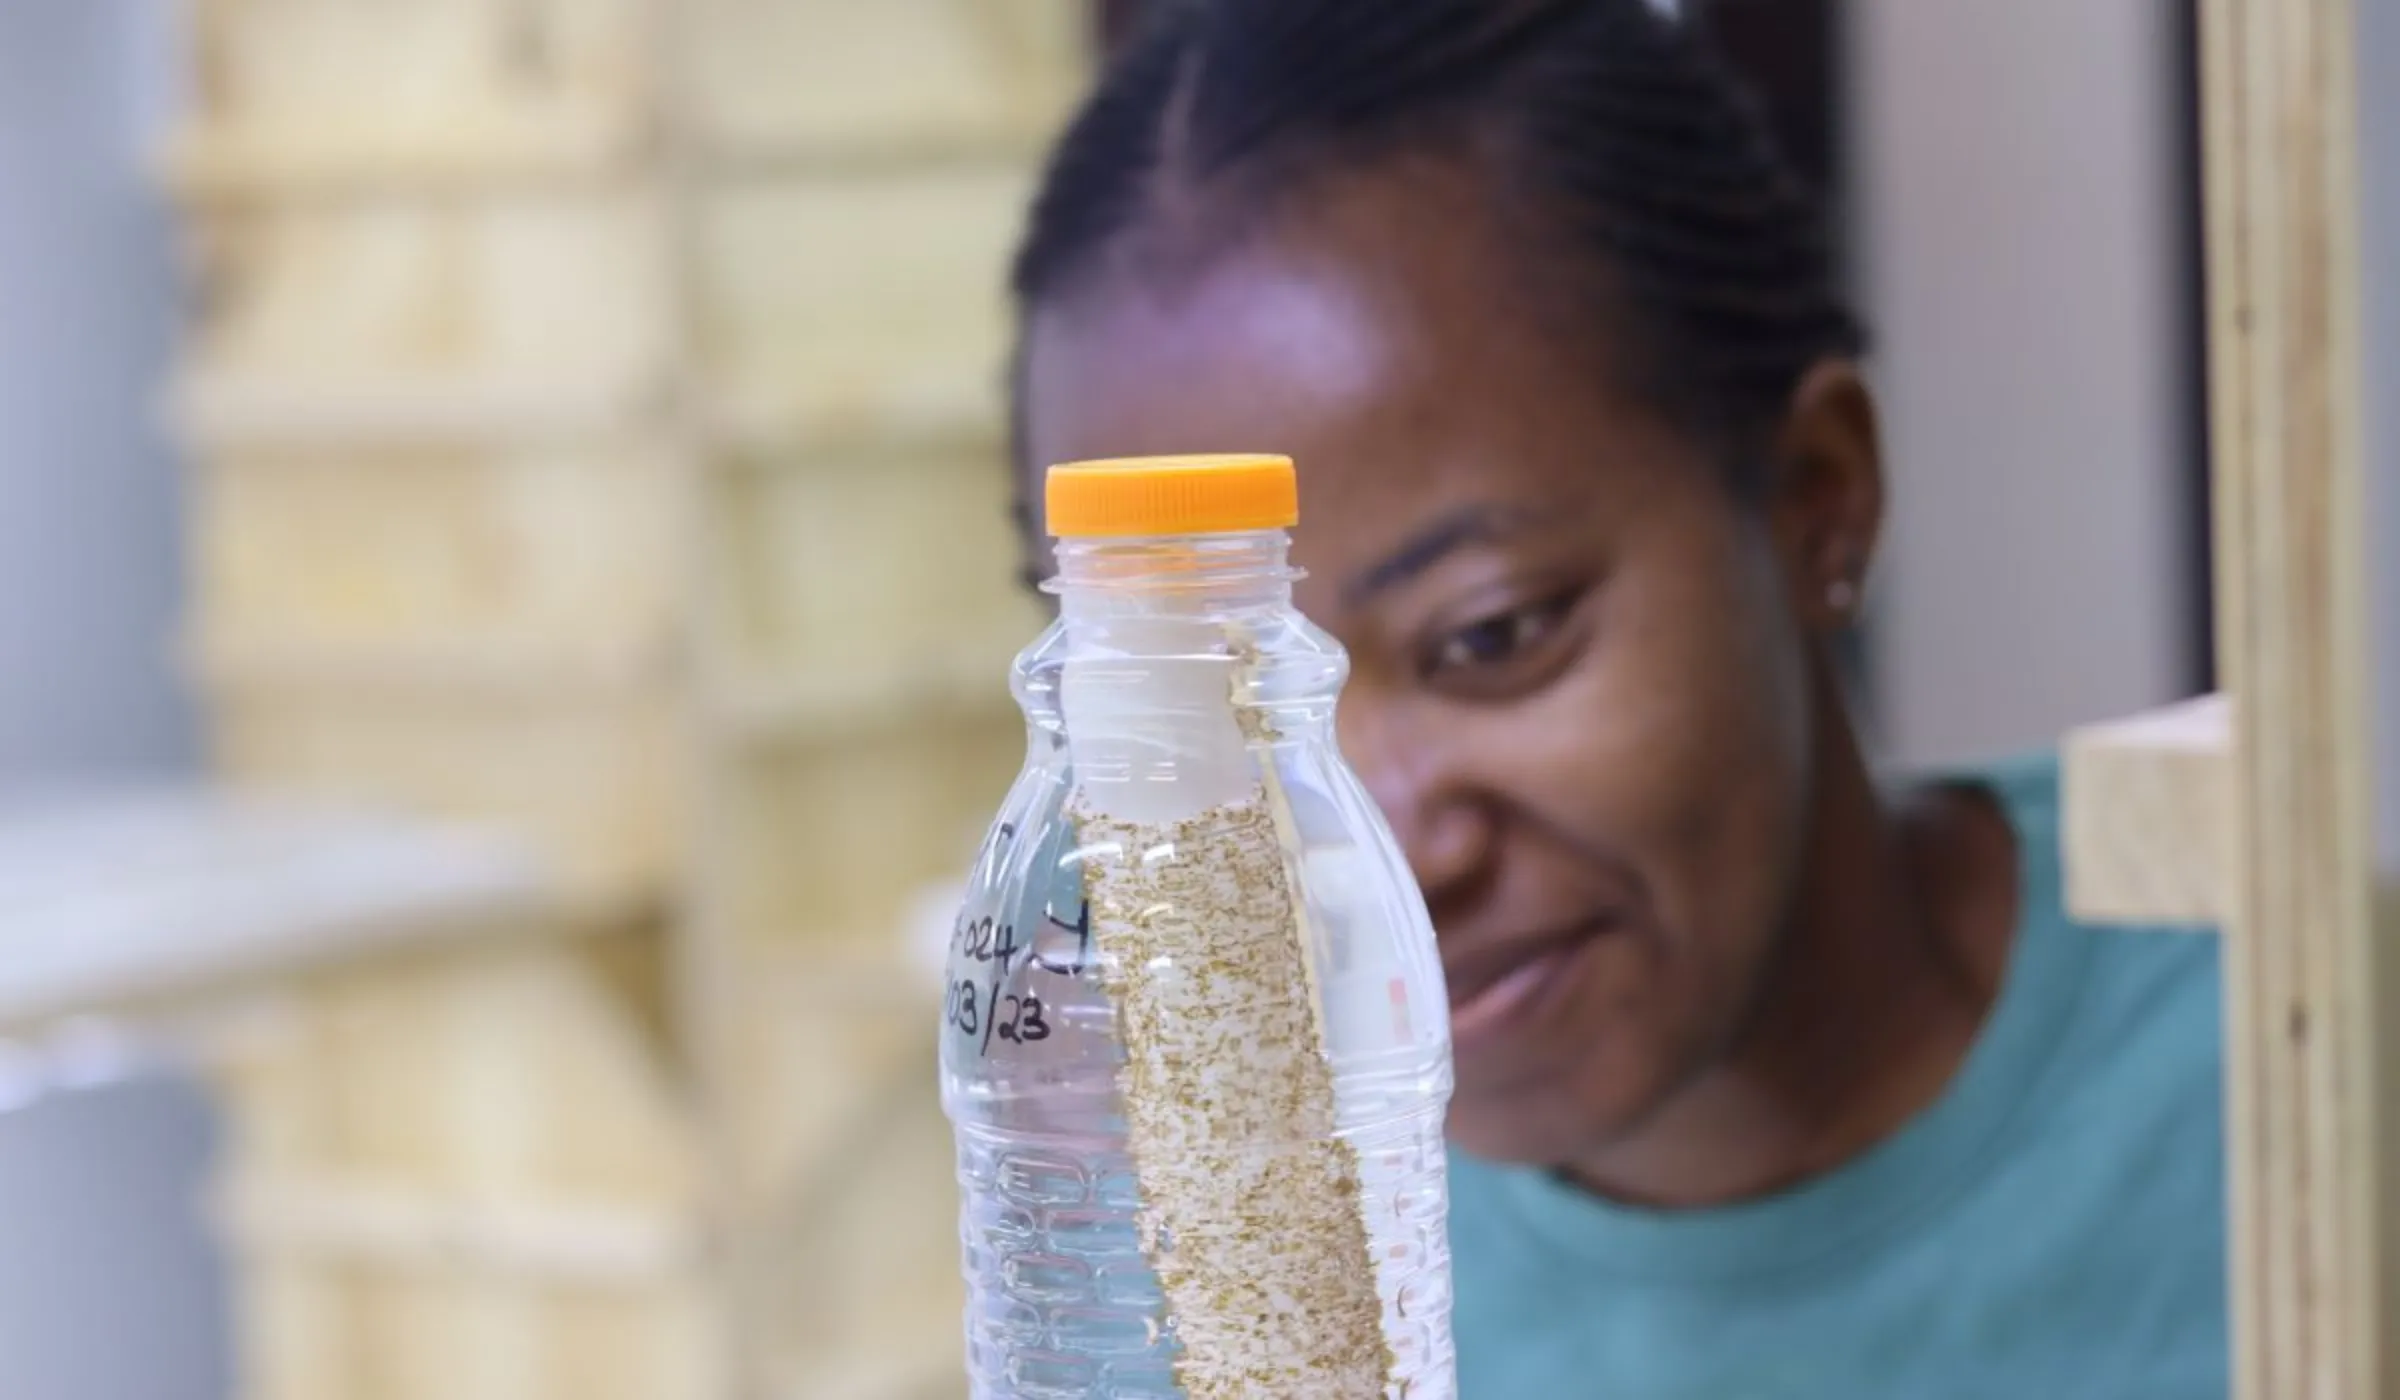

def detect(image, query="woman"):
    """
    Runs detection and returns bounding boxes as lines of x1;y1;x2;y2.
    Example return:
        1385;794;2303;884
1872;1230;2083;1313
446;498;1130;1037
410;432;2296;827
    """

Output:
1005;1;2226;1394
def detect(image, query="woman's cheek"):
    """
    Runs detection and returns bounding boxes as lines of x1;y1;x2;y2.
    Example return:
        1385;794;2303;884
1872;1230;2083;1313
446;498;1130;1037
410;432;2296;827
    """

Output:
1529;630;1705;829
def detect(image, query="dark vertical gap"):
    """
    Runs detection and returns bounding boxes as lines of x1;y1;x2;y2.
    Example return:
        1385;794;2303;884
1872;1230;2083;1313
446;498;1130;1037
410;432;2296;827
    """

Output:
2168;0;2218;695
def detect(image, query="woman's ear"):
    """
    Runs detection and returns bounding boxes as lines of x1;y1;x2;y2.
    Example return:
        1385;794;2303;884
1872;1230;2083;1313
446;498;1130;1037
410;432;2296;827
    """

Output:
1763;359;1885;632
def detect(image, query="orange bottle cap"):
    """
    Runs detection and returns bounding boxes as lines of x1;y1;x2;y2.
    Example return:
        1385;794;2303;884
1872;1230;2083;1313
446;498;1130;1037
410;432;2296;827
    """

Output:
1045;454;1298;538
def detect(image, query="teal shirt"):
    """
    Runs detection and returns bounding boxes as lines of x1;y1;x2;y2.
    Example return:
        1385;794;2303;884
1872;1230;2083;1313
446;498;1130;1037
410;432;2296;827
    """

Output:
1447;755;2228;1398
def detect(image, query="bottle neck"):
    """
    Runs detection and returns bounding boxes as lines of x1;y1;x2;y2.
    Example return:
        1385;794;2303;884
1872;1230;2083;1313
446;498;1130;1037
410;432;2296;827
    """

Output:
1045;531;1298;823
1046;531;1297;619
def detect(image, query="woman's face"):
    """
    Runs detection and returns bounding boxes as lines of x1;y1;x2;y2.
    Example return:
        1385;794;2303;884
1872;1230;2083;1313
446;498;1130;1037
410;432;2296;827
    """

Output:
1019;172;1851;1165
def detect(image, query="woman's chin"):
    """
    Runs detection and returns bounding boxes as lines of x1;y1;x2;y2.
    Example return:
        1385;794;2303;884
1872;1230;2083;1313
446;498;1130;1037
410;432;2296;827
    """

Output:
1446;1077;1658;1168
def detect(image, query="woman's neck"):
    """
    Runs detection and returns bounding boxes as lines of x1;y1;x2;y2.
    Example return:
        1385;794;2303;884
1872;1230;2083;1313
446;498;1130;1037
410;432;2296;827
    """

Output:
1562;666;2021;1209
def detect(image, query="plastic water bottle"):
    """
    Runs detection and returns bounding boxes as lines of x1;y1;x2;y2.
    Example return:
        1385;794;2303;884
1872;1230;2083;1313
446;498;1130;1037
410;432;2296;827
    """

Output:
940;455;1456;1399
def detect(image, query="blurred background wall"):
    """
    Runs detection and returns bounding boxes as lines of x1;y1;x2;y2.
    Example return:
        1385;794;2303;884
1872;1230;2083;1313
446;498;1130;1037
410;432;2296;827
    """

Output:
0;4;226;1400
1852;0;2207;766
0;0;194;785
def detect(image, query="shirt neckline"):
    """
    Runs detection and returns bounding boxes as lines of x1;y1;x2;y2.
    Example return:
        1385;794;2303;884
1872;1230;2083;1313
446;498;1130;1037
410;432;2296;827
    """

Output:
1483;756;2092;1287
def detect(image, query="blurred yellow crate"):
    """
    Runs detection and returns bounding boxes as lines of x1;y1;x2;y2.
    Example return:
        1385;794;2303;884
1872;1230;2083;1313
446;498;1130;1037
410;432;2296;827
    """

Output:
695;170;1034;444
211;934;688;1194
727;1016;964;1399
162;0;1086;1394
194;448;677;661
236;1262;722;1400
709;716;1022;954
687;0;1084;156
711;449;1037;680
208;687;677;906
185;191;666;381
182;0;646;172
207;933;723;1400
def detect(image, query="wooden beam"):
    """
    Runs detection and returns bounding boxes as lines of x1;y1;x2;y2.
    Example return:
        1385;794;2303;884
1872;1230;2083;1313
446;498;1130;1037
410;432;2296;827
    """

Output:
2198;0;2390;1394
160;113;641;199
170;372;662;449
186;632;674;702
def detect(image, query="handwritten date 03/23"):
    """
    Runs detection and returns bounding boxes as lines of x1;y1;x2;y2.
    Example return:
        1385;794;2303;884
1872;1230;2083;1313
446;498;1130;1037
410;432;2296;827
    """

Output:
947;906;1088;1057
945;980;1049;1046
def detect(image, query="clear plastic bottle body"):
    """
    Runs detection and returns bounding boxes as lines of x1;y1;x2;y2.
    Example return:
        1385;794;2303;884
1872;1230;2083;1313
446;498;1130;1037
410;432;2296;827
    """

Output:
939;532;1456;1400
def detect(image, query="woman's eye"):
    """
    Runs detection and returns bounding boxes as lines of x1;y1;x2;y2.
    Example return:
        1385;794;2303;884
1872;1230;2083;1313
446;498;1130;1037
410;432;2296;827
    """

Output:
1430;597;1571;674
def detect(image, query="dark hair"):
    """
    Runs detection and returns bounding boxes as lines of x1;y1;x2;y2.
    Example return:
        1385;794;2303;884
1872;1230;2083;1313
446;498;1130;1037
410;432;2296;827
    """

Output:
1009;0;1866;492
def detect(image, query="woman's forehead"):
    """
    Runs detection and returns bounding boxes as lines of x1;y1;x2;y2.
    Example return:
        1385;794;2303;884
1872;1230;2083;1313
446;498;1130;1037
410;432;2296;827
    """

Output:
1025;165;1523;452
1023;226;1413;457
1018;216;1683;574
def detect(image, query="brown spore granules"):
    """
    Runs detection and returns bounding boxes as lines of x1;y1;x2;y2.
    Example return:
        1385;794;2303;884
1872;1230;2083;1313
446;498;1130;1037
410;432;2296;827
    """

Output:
1073;792;1394;1398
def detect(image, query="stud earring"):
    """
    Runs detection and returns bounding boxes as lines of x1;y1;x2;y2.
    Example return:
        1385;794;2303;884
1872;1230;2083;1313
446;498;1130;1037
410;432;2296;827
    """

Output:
1826;578;1860;614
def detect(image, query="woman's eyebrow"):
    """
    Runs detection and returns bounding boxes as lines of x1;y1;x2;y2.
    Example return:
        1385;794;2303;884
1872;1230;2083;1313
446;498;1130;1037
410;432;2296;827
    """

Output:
1341;504;1545;606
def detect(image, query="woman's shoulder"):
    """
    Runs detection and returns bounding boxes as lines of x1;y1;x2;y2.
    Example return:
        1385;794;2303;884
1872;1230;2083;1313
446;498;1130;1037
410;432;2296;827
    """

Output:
1938;745;2223;1122
1878;743;2221;1226
1906;741;2219;945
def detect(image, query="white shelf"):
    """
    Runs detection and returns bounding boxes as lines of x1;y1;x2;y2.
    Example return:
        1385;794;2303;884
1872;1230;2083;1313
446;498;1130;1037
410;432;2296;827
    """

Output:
0;789;561;1030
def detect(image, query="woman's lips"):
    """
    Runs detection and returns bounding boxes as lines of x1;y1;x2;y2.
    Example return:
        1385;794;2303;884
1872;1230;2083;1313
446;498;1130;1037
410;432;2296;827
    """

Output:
1444;925;1608;1051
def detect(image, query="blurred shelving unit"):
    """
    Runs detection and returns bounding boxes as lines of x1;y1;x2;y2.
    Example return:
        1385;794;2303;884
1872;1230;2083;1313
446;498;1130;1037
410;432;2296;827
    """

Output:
126;1;1089;1395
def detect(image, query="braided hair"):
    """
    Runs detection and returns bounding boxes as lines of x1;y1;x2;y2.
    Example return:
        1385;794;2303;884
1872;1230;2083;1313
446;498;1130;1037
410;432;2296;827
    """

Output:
1009;0;1864;495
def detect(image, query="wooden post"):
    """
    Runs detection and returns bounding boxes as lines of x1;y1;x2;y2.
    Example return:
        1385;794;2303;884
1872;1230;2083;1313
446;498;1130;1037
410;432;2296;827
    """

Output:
2198;0;2393;1395
2065;5;2395;1400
